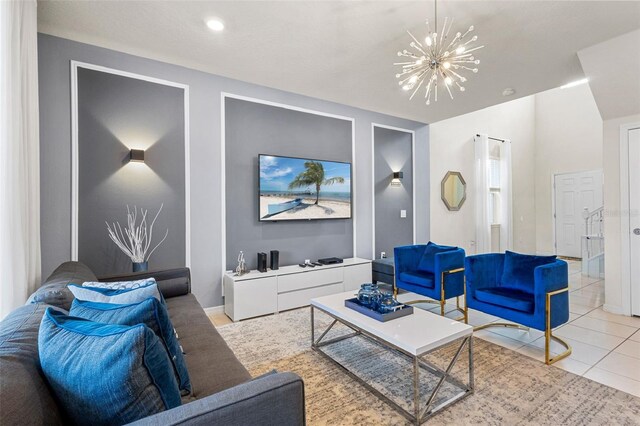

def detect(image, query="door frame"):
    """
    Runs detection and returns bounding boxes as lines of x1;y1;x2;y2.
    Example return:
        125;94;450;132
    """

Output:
618;122;640;316
552;169;603;257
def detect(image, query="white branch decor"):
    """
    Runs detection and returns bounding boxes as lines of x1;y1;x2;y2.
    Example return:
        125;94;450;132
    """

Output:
106;204;169;263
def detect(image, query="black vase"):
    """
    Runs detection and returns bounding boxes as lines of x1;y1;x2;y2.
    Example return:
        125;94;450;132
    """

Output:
133;262;148;272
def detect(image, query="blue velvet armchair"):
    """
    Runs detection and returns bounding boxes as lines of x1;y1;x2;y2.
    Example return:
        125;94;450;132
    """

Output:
465;252;571;365
394;243;467;322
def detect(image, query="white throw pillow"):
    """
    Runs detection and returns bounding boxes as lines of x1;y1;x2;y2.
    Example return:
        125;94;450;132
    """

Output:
68;282;163;304
82;278;156;290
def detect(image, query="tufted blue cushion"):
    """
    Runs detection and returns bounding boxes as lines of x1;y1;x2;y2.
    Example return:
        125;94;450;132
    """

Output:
475;287;534;313
398;270;435;288
500;251;556;294
38;308;181;425
68;281;164;305
70;298;191;396
417;241;457;274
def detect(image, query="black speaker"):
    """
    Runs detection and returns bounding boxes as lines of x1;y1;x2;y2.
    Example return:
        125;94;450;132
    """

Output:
257;252;267;273
270;250;279;270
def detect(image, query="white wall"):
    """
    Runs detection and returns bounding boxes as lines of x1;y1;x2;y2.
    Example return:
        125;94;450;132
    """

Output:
534;84;603;254
429;96;537;254
430;85;603;256
603;113;640;315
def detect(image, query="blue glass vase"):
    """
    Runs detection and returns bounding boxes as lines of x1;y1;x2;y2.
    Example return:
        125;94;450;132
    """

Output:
357;283;381;309
377;291;400;313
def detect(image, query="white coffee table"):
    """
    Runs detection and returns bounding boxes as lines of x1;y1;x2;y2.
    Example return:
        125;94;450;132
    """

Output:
310;291;474;425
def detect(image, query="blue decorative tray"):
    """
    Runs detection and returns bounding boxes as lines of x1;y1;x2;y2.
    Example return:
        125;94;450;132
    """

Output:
344;297;414;322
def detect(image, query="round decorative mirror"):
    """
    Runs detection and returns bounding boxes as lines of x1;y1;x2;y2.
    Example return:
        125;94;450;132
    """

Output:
441;171;466;211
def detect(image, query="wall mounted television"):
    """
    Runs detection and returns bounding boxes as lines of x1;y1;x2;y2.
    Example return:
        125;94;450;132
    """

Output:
259;154;352;222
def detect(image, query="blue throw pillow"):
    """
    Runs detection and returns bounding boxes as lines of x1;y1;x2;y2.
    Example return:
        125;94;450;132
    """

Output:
38;308;181;425
500;250;557;293
70;298;191;395
82;277;157;290
68;281;164;305
417;241;457;273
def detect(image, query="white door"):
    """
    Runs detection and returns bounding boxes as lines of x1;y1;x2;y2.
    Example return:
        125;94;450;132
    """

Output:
554;170;603;258
629;128;640;316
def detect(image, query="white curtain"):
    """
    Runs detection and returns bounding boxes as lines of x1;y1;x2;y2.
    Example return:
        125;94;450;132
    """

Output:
474;134;491;253
499;140;513;251
0;0;41;319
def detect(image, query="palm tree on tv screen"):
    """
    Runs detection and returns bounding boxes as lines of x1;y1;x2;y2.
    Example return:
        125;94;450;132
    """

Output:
288;161;345;205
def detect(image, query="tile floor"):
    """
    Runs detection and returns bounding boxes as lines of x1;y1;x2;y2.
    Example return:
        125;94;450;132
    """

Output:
209;259;640;397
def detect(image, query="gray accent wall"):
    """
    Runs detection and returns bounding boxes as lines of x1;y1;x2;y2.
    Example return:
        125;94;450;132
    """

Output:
38;33;429;308
374;127;414;259
77;68;186;276
225;98;353;270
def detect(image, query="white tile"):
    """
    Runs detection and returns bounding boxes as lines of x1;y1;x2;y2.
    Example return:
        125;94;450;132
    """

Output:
570;316;638;339
568;293;604;308
529;335;609;366
614;340;640;360
570;286;604;299
630;330;640;343
595;352;640;382
584;368;640;398
466;309;500;327
569;303;596;315
486;324;544;344
585;308;640;328
568;312;582;322
474;329;525;351
554;324;625;350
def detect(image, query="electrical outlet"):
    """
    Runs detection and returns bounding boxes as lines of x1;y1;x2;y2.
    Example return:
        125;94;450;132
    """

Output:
400;209;407;218
381;252;386;259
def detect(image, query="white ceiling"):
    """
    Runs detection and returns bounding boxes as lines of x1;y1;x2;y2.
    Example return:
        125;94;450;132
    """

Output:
578;29;640;120
37;1;640;124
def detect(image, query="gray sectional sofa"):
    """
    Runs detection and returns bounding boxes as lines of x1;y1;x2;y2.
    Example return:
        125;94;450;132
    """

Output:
0;261;305;425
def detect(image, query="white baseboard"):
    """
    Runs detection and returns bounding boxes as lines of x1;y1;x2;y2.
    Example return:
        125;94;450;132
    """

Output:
203;305;225;315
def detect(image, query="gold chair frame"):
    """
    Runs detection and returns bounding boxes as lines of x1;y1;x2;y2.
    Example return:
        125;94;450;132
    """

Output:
473;287;572;365
394;267;468;324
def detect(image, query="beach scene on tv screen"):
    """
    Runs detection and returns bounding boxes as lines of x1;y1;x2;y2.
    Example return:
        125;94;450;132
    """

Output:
259;155;352;221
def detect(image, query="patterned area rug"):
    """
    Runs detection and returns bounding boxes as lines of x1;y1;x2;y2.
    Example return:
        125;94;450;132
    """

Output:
218;308;640;425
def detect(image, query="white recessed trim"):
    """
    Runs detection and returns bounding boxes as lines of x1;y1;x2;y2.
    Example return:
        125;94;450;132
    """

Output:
206;19;225;32
70;60;191;267
371;123;416;259
220;92;357;287
560;78;589;89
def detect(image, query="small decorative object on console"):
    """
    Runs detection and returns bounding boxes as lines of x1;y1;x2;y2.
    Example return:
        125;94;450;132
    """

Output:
235;251;248;276
270;250;279;270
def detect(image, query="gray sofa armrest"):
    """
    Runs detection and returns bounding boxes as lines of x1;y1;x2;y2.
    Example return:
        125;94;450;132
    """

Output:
129;372;305;426
98;267;191;298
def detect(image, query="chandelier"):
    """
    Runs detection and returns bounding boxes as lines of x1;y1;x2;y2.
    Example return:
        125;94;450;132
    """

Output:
394;0;484;105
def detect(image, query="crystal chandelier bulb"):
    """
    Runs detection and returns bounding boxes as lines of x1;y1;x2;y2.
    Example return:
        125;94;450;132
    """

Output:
443;62;451;69
425;36;432;46
402;85;411;91
460;86;466;91
409;75;418;83
472;68;478;73
469;26;474;31
445;77;453;85
456;46;465;54
474;60;480;64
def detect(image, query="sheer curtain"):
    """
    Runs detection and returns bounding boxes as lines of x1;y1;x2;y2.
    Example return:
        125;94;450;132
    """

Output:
474;134;491;253
499;140;513;251
0;0;41;319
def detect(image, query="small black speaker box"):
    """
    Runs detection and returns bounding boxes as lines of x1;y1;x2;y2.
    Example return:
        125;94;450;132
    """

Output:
257;252;267;273
270;250;279;270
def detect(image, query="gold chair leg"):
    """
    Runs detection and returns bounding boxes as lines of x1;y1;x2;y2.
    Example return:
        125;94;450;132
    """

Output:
545;288;572;365
463;276;468;324
474;322;530;332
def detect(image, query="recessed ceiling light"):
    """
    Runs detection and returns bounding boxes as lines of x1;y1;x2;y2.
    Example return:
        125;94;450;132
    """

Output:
560;78;588;89
206;19;225;32
502;88;515;96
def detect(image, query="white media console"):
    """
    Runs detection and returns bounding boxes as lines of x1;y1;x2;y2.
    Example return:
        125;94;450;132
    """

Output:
223;258;372;321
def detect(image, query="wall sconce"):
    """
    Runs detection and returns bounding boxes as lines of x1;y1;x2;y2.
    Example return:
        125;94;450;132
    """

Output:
391;171;403;186
129;149;145;163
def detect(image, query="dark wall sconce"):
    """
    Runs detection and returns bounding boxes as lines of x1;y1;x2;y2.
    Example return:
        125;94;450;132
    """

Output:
391;171;403;186
129;149;145;163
